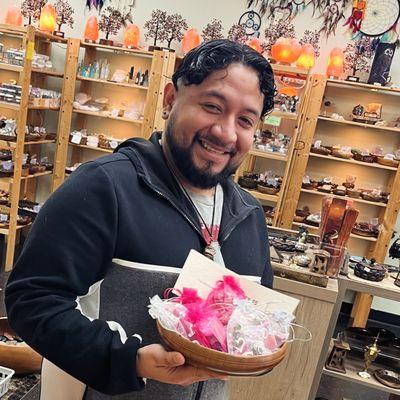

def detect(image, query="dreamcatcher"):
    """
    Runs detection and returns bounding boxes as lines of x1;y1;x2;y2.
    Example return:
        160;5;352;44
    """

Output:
360;0;400;41
247;0;311;20
85;0;135;13
318;0;351;36
239;11;262;38
344;0;367;34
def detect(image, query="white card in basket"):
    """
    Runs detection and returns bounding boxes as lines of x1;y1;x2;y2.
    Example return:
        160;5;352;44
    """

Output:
174;250;299;316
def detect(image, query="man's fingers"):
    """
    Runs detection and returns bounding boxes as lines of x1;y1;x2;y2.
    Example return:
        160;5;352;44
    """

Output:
177;365;228;385
163;351;185;367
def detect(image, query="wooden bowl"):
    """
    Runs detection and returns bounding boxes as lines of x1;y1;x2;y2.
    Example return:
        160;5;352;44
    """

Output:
376;157;399;168
257;184;280;195
156;321;287;376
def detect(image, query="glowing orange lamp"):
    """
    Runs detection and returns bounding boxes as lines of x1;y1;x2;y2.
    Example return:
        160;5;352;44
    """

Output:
248;37;263;53
124;24;140;48
39;4;57;33
327;47;344;79
4;5;23;26
271;37;302;64
296;44;315;69
83;16;99;43
182;28;200;55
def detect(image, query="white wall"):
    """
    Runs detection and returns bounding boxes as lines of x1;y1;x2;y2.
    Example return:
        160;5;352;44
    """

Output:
2;0;400;314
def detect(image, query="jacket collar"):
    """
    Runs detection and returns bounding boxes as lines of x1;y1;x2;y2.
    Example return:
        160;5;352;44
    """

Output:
115;132;258;242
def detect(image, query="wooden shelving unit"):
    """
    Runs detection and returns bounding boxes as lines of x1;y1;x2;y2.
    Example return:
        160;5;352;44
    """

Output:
0;24;79;270
236;64;312;226
278;74;400;328
52;42;175;190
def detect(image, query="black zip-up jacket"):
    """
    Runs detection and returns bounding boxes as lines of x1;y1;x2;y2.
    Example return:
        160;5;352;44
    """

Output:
5;132;273;395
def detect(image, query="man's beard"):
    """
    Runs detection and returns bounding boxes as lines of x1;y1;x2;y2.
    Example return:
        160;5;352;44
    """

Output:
165;119;239;189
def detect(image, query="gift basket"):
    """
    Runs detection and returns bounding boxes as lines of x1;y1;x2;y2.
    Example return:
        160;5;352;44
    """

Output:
147;252;309;376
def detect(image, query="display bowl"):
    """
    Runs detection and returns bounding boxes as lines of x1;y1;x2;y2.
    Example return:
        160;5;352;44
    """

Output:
156;320;287;376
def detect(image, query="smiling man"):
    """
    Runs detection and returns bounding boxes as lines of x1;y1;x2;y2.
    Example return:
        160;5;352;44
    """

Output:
6;40;275;400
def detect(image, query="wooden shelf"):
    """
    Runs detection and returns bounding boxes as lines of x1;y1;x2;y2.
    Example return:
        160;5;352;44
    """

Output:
267;110;298;121
292;221;378;242
0;222;32;236
300;188;387;207
318;116;400;134
69;142;113;153
244;189;280;203
32;68;64;78
0;170;52;184
0;139;56;149
249;148;288;161
77;76;147;90
73;108;143;124
0;101;19;111
322;356;400;396
80;41;154;58
0;63;23;73
271;64;309;76
28;105;60;110
309;152;397;171
327;78;400;95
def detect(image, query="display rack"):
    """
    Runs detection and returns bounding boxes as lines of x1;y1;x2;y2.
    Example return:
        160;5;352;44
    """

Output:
0;24;78;270
279;74;400;328
52;42;175;190
235;64;312;226
279;75;400;261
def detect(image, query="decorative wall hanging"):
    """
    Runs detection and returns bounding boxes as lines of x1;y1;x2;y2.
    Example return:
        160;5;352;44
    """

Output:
360;0;400;39
21;0;47;25
344;0;367;35
344;36;374;81
54;0;74;37
367;42;396;86
4;6;23;26
299;29;320;58
263;18;295;52
247;0;309;20
238;11;262;38
227;23;248;44
98;6;133;46
144;9;168;47
201;19;224;42
318;0;350;37
85;0;105;12
164;14;188;48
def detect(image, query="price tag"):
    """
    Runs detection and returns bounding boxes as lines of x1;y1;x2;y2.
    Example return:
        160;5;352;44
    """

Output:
71;133;81;144
264;115;281;127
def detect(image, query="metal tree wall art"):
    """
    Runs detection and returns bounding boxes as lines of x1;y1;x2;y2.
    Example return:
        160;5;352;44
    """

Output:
202;19;224;41
344;36;374;78
164;13;188;48
21;0;47;25
98;6;133;44
54;0;74;34
263;18;295;52
299;29;320;57
227;23;248;44
144;9;168;46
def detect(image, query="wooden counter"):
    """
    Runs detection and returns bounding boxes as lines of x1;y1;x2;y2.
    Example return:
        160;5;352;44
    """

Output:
229;276;339;400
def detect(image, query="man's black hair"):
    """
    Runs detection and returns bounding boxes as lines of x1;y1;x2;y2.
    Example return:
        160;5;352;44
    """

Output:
172;39;275;117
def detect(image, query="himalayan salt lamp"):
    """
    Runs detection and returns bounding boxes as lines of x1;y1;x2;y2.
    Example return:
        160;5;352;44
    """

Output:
182;28;200;55
4;5;23;26
296;43;315;69
124;24;140;48
278;86;297;97
327;47;344;79
84;16;99;43
248;37;263;53
271;38;302;64
39;4;57;33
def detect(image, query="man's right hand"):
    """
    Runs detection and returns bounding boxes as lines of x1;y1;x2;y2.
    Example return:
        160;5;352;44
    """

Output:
136;344;228;386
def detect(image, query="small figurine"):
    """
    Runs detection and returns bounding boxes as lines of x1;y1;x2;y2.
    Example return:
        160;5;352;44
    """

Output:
358;334;380;379
325;333;351;373
352;104;364;116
